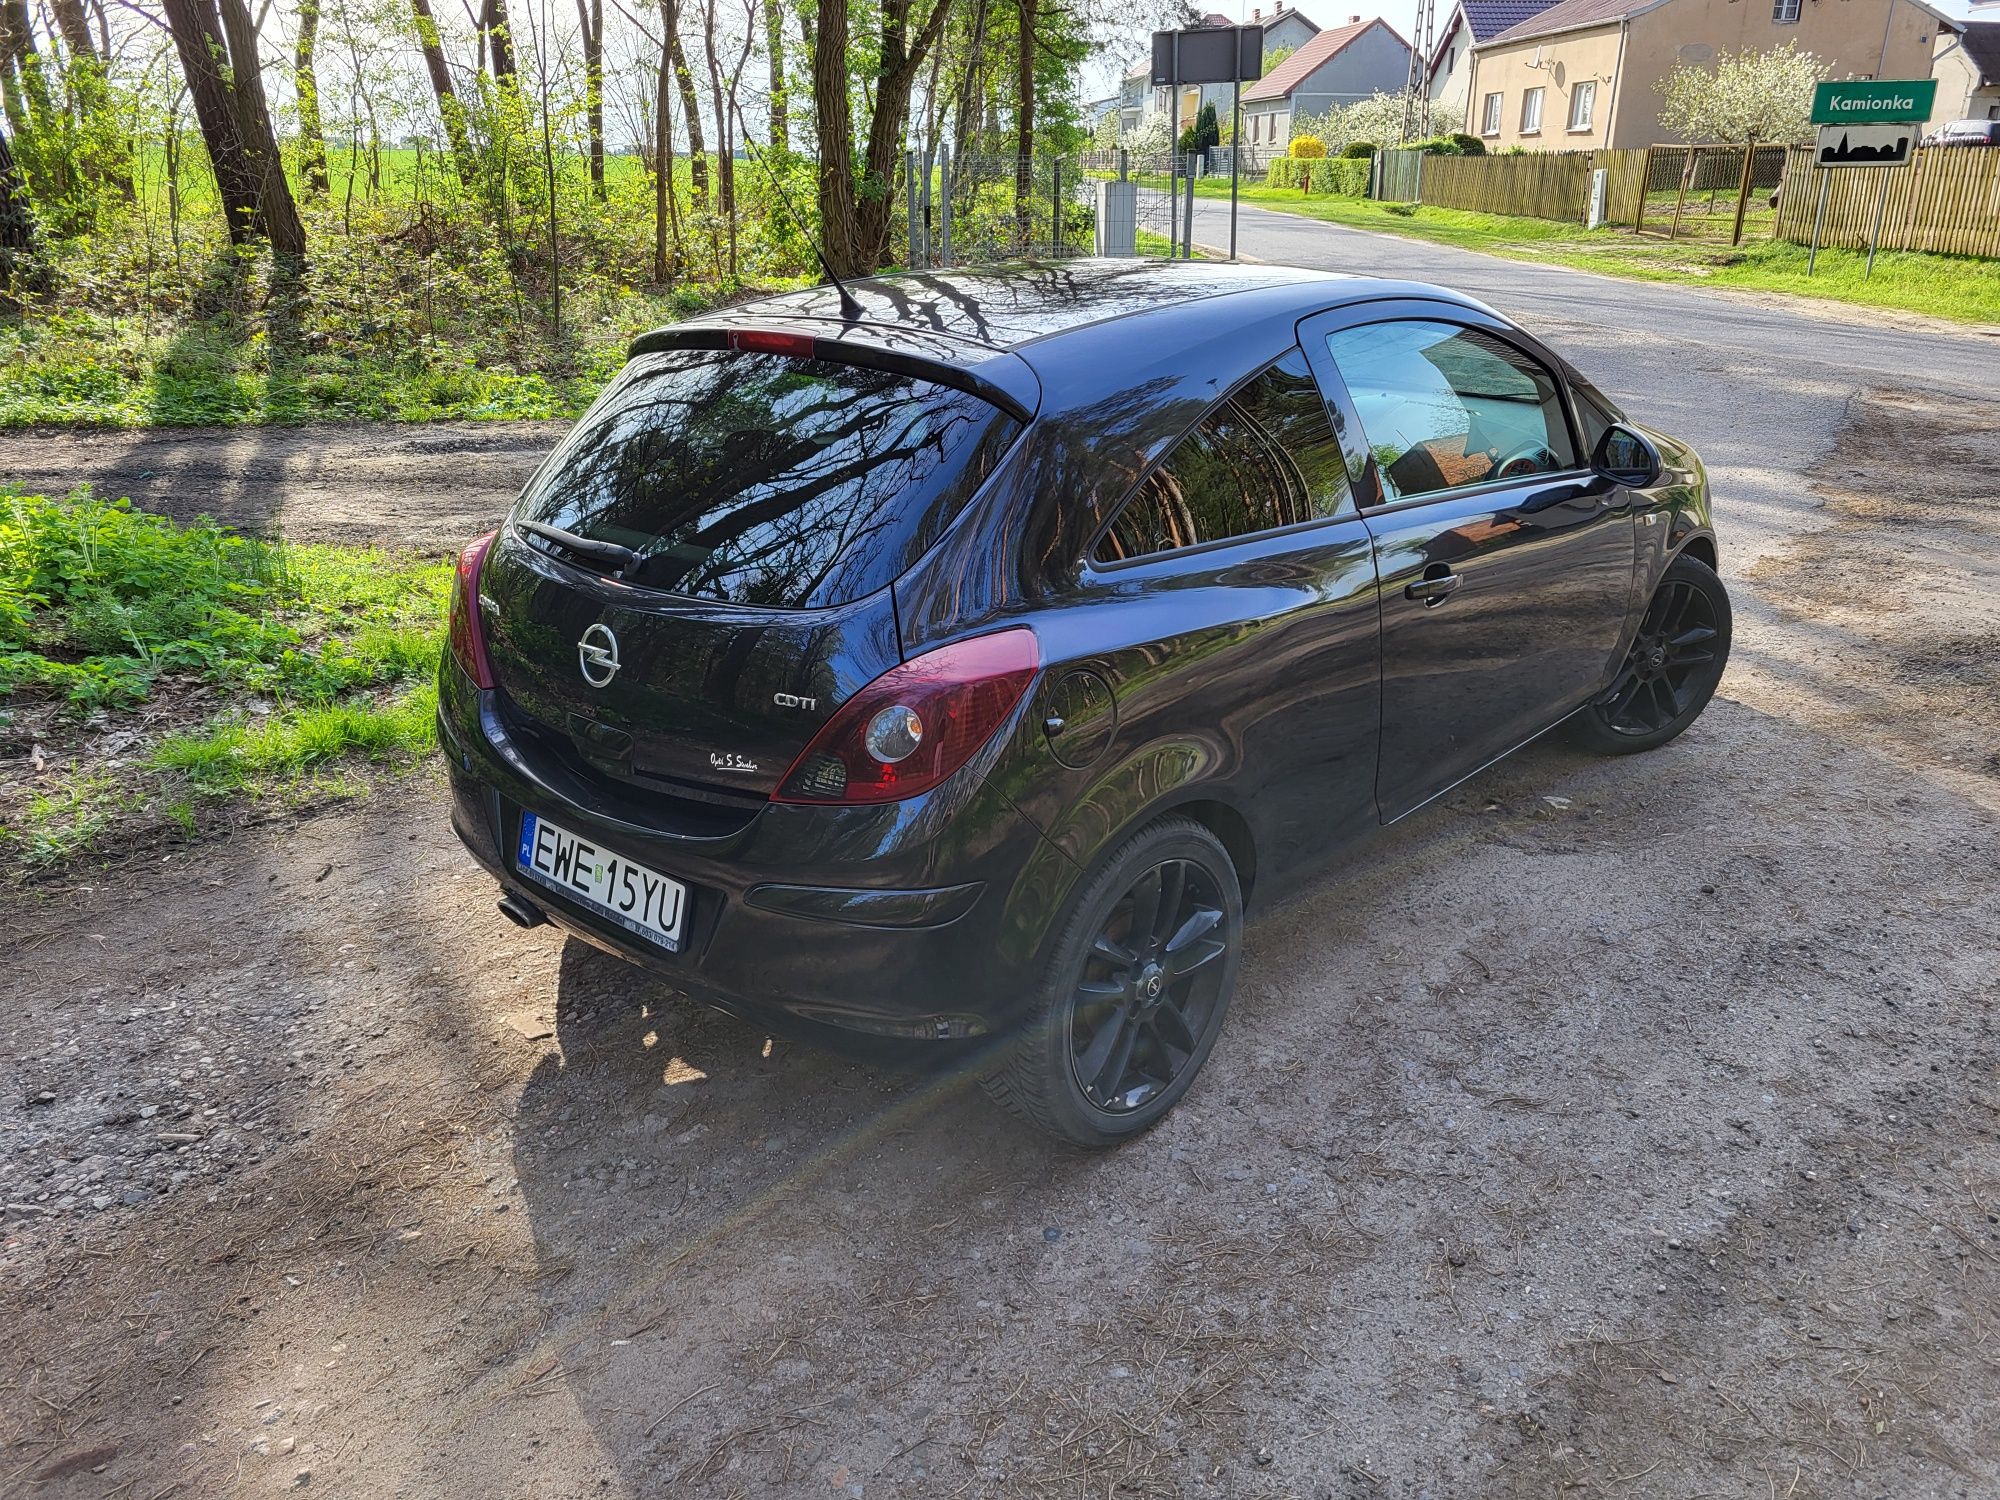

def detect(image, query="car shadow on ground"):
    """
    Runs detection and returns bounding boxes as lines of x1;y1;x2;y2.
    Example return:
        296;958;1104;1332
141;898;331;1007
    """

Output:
491;706;2000;1498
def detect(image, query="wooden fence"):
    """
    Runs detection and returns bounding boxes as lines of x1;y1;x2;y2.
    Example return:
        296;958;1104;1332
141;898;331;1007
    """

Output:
1372;146;1651;225
1773;145;2000;256
1416;151;1590;219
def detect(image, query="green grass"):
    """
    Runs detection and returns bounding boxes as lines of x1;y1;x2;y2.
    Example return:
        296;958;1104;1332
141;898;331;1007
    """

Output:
1;489;448;874
151;684;438;792
1187;180;2000;326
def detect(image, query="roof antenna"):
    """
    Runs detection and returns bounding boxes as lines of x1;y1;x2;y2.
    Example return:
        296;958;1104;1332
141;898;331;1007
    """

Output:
735;108;864;323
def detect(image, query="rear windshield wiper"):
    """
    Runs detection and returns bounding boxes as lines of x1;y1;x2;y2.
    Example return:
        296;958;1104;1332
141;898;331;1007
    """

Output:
519;520;642;575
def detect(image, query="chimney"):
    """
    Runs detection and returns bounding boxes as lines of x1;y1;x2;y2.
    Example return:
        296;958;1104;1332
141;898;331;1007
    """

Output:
1349;13;1360;21
1252;5;1260;17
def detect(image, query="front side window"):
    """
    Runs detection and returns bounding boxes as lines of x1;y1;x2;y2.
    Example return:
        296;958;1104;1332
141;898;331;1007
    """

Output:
1482;92;1504;135
1095;348;1354;562
1773;0;1800;20
1569;80;1597;130
1323;320;1577;504
1521;87;1544;133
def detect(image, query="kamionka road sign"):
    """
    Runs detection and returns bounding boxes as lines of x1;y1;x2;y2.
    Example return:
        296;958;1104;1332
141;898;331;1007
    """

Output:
1815;122;1918;168
1810;79;1936;126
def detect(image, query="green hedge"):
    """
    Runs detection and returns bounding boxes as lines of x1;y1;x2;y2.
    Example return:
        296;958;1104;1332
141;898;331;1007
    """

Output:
1264;157;1371;195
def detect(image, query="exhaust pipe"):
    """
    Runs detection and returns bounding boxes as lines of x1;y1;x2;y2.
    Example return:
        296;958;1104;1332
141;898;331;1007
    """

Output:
497;892;547;930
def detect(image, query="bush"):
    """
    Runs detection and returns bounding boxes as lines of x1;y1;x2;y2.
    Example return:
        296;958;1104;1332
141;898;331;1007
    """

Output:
1263;157;1370;195
1407;135;1465;156
0;488;447;712
1342;140;1379;159
1447;132;1486;155
1288;134;1327;160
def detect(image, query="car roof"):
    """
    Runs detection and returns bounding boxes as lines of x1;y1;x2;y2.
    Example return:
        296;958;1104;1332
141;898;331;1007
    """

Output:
643;260;1498;424
687;259;1486;353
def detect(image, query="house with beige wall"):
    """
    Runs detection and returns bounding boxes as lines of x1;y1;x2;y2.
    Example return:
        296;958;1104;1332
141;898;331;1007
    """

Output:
1463;0;1950;151
1928;20;2000;122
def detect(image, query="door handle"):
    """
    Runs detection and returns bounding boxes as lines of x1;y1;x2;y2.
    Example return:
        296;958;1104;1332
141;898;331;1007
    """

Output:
1404;566;1462;606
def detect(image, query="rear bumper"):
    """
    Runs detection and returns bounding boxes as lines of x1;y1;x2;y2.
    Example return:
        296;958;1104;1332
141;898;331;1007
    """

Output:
440;666;1072;1041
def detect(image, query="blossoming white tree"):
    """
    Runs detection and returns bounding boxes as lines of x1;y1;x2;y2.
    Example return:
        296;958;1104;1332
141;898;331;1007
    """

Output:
1657;41;1826;145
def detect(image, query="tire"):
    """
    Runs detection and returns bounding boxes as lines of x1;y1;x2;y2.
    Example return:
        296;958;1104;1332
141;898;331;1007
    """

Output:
984;815;1243;1148
1571;552;1732;755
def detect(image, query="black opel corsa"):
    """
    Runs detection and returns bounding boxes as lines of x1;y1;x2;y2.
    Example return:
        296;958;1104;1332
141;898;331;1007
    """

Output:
440;261;1729;1146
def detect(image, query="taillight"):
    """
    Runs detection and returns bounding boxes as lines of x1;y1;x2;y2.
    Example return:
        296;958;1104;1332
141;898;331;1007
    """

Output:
447;530;498;690
775;629;1040;805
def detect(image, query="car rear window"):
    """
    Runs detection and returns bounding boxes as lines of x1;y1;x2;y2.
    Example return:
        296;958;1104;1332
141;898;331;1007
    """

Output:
515;348;1021;608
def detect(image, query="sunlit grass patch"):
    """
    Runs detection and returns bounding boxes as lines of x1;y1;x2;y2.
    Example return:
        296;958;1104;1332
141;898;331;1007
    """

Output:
152;686;438;792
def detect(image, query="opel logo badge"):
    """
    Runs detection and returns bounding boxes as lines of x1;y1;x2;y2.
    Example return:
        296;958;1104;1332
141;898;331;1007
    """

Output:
1144;972;1163;999
578;623;621;688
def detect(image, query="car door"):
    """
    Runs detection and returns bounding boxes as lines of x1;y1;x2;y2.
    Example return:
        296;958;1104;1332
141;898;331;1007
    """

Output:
1300;302;1638;822
1023;345;1382;878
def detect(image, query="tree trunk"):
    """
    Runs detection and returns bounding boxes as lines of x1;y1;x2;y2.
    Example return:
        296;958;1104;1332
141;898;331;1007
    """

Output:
764;0;787;150
409;0;475;185
1013;0;1035;233
820;0;953;276
161;0;305;257
50;0;95;61
652;20;676;280
215;0;305;255
672;32;707;208
574;0;604;197
295;0;329;196
480;0;517;88
811;0;856;271
0;124;33;297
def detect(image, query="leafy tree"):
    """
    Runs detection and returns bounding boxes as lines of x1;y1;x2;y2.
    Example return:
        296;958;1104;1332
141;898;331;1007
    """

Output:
1260;43;1292;77
1293;90;1455;152
1657;41;1824;146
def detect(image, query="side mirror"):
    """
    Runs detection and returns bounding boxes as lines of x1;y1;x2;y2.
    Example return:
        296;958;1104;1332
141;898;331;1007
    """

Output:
1593;423;1662;489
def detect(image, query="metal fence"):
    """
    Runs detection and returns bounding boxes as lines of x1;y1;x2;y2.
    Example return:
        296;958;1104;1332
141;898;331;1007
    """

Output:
900;150;1093;268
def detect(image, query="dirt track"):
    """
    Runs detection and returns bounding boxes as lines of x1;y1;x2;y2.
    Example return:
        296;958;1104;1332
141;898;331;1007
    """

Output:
4;272;2000;1495
0;420;568;549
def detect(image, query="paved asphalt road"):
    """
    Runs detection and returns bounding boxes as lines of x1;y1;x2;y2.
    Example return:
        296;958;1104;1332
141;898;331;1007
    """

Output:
1147;192;1995;574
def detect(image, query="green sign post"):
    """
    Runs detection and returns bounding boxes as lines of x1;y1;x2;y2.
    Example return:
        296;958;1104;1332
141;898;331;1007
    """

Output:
1804;79;1937;278
1811;79;1938;126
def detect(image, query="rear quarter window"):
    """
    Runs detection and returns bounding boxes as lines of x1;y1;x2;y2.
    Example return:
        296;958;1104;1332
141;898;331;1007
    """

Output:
516;349;1020;608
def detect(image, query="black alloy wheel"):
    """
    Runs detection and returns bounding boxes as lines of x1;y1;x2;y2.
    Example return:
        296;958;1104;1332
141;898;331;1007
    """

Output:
986;816;1243;1146
1574;553;1732;755
1068;858;1229;1114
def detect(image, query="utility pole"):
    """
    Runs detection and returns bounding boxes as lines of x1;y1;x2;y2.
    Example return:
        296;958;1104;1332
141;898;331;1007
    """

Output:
1401;0;1435;143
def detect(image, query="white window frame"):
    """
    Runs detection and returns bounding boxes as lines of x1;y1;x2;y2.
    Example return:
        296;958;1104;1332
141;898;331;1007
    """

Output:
1568;80;1596;132
1481;91;1503;136
1521;86;1544;134
1772;0;1800;22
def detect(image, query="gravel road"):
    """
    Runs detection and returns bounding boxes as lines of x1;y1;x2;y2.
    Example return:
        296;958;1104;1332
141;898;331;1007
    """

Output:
3;229;1998;1499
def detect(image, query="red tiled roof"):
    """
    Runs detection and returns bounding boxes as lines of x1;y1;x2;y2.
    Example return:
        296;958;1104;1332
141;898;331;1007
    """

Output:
1242;16;1409;101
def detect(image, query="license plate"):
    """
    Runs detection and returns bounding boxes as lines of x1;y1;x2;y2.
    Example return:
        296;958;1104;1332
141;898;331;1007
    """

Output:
515;812;686;951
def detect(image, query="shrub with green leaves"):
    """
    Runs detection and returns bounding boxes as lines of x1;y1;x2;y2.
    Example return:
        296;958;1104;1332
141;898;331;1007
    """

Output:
0;487;448;712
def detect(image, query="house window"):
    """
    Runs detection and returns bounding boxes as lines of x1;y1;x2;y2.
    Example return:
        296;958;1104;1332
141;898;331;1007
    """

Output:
1772;0;1800;21
1568;80;1596;131
1521;87;1544;133
1481;92;1503;136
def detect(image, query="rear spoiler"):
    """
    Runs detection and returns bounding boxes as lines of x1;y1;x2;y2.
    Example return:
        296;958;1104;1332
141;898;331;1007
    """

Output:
627;321;1040;425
